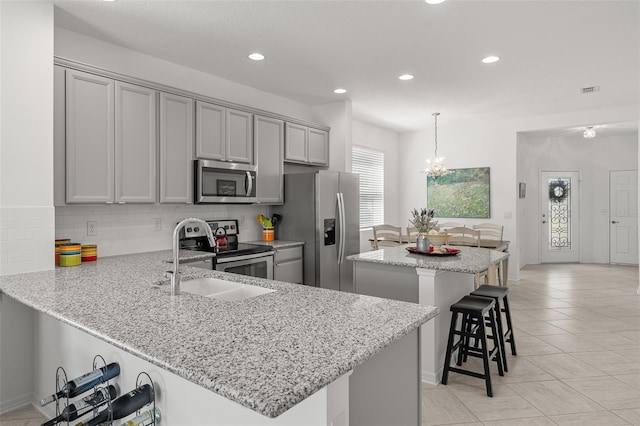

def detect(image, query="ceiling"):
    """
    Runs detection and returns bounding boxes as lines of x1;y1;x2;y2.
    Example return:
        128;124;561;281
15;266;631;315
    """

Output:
53;0;639;134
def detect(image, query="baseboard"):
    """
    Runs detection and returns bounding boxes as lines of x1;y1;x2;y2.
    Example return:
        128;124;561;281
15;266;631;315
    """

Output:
0;392;34;416
421;368;442;385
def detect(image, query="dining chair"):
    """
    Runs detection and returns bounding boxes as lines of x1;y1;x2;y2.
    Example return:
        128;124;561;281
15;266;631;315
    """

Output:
473;223;504;241
405;226;418;243
437;222;464;233
446;227;480;247
372;225;404;250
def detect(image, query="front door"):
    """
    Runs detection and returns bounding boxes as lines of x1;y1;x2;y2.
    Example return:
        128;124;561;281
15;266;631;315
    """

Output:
540;171;580;263
610;170;638;265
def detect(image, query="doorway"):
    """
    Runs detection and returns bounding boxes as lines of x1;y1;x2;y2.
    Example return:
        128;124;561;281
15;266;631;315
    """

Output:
610;170;638;264
540;171;580;263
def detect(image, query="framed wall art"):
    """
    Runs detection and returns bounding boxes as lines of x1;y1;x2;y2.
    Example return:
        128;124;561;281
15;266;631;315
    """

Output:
427;167;490;218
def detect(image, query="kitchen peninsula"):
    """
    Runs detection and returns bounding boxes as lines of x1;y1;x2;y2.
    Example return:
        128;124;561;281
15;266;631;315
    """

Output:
0;250;437;425
348;245;509;384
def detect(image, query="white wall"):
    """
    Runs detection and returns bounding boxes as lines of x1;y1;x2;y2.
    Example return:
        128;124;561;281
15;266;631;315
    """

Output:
0;1;55;276
518;132;637;266
0;0;53;413
312;100;352;173
352;120;401;252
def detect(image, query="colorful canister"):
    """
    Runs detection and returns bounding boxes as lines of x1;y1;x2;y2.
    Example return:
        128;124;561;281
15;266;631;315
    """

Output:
55;239;71;265
262;227;274;242
59;243;81;267
81;244;98;262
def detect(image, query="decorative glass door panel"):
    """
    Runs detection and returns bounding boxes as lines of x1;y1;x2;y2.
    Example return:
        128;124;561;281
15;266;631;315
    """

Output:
540;171;580;263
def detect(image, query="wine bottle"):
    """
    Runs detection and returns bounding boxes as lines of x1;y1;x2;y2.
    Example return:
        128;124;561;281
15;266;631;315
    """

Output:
41;385;118;426
40;362;120;406
75;384;153;426
118;407;161;426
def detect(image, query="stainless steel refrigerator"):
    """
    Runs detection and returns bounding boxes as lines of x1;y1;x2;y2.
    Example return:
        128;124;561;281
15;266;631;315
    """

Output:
273;171;359;292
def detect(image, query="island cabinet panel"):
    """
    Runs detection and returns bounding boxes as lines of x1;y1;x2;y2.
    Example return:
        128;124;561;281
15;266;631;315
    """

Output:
30;309;346;426
115;82;157;203
254;115;284;204
160;92;194;204
65;69;115;204
196;101;253;164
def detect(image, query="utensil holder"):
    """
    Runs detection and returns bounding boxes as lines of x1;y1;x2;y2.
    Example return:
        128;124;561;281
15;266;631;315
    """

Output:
262;227;274;242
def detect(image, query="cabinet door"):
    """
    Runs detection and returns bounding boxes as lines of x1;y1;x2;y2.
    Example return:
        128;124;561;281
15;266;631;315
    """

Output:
65;69;115;204
254;115;284;204
284;122;308;163
195;101;225;160
275;259;303;284
308;128;329;166
115;82;157;203
226;109;253;163
160;93;194;204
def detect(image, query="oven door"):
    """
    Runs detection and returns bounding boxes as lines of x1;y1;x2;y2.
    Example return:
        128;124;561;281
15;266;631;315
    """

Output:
215;252;274;280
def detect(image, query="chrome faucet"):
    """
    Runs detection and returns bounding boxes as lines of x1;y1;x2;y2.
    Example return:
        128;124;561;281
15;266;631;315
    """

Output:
166;218;216;296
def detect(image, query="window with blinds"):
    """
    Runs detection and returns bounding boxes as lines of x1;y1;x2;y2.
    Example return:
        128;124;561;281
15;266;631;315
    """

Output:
352;146;384;228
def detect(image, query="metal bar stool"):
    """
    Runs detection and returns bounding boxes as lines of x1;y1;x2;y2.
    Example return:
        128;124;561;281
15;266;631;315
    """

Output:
442;295;504;397
471;284;517;369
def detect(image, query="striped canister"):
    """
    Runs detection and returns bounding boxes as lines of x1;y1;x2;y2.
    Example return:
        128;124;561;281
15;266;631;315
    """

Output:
81;244;98;262
55;239;71;265
59;243;81;267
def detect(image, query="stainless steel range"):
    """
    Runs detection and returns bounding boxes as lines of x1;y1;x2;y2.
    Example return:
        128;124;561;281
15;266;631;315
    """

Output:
179;219;274;279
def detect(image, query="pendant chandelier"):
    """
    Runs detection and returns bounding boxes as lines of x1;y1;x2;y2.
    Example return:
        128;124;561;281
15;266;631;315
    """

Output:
423;112;449;179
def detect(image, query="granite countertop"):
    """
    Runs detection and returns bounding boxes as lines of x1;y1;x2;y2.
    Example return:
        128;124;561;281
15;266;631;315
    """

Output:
0;250;437;418
347;244;509;274
246;240;305;249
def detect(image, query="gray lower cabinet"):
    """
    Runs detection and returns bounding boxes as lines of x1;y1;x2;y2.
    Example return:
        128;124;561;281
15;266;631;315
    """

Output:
63;69;157;204
195;101;253;164
160;92;194;204
274;246;303;284
284;122;329;166
254;115;284;204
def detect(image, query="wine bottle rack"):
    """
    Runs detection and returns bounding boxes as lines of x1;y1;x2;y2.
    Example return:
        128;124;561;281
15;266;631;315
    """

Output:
48;356;159;426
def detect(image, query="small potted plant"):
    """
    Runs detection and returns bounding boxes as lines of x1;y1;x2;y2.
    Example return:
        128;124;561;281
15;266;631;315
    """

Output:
409;208;438;252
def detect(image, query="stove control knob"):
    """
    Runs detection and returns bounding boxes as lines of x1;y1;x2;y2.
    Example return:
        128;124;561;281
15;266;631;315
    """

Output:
194;227;200;232
186;227;192;232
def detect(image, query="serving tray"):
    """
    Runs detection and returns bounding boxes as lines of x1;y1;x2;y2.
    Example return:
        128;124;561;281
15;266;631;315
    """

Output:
406;246;461;257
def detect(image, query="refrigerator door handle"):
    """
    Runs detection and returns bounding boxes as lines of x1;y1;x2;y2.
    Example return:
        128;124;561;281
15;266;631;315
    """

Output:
337;192;346;264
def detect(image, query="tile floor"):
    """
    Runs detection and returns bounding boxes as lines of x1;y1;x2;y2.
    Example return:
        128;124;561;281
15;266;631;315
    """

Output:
423;263;640;426
2;264;638;426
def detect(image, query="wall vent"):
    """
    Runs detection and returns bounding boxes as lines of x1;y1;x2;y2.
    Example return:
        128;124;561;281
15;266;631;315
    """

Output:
580;85;600;94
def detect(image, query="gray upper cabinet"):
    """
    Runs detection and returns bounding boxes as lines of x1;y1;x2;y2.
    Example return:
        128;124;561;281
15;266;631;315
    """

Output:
160;93;194;204
65;69;115;204
284;123;329;166
254;115;284;204
64;69;158;204
115;82;157;203
196;101;253;164
307;128;329;166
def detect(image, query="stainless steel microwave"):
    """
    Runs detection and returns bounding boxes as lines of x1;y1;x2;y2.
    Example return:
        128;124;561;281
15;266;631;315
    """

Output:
195;159;257;204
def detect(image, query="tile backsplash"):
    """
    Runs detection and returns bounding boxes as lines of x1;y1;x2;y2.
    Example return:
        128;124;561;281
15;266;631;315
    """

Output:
0;206;55;275
55;204;272;258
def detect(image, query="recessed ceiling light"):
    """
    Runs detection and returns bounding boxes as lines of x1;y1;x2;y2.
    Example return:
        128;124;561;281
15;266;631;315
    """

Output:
248;53;265;61
425;0;446;4
482;55;500;64
333;88;347;94
398;74;414;81
103;0;117;2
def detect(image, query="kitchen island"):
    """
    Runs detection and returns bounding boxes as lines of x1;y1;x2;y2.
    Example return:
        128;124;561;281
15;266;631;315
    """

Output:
0;250;437;425
348;245;509;384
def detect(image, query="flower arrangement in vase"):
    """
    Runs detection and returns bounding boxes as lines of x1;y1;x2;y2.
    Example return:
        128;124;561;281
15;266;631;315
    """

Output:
409;208;438;252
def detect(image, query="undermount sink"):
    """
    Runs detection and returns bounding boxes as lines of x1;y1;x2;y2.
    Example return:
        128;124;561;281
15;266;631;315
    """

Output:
180;277;275;301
